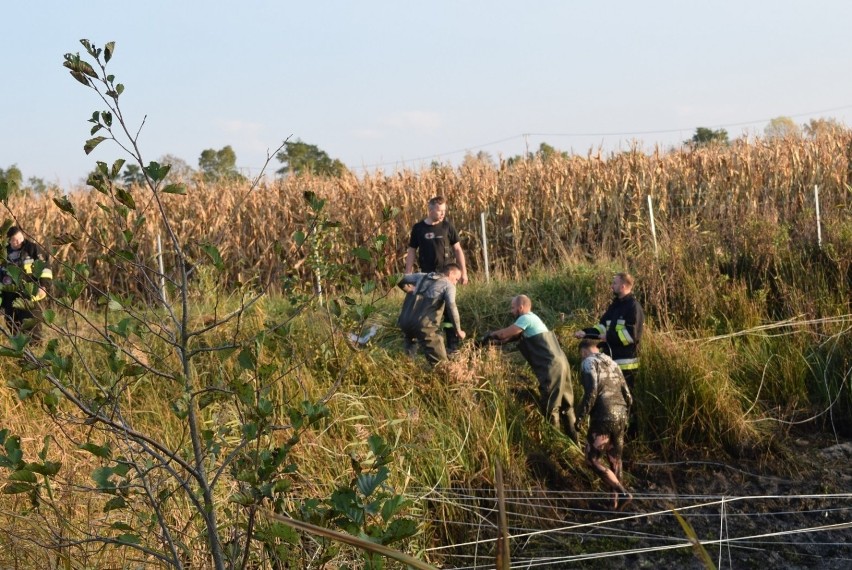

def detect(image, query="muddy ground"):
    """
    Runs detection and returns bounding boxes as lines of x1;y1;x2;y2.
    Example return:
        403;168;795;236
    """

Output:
429;430;852;569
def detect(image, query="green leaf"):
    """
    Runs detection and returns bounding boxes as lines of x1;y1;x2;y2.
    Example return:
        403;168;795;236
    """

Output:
110;158;125;179
122;365;146;377
104;496;127;512
111;522;134;532
356;466;389;498
293;231;306;247
78;60;98;79
380;495;412;521
216;347;238;362
257;398;274;417
79;442;112;460
144;161;171;182
200;243;224;270
2;429;27;450
367;434;391;458
382;518;418;544
171;394;190;420
161;183;186;195
115;188;136;210
117;534;141;545
198;391;225;410
42;390;60;413
259;522;300;544
69;70;90;86
237;348;256;370
107;299;122;311
353;246;371;261
52;196;76;216
8;470;37;483
6;377;32;400
2;482;33;495
92;466;116;492
104;41;115;63
84;136;107;155
242;422;258;440
43;309;56;325
230;491;254;506
38;436;51;462
28;461;61;477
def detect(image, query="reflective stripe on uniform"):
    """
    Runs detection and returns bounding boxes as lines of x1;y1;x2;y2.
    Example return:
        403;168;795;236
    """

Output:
22;261;51;280
594;324;606;336
615;357;640;370
615;319;634;345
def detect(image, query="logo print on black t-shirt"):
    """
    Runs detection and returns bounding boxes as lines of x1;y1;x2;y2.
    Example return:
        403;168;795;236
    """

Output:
425;232;435;239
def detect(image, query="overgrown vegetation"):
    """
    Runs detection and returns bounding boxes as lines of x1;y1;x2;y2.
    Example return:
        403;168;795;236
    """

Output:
0;38;849;569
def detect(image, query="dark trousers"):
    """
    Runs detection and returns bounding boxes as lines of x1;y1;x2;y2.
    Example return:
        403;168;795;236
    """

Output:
443;311;460;353
622;368;638;438
2;301;43;342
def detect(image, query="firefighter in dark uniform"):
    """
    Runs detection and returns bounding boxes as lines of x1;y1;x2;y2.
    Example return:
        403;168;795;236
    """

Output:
1;226;53;341
487;294;578;443
404;196;468;355
397;264;466;365
574;272;643;435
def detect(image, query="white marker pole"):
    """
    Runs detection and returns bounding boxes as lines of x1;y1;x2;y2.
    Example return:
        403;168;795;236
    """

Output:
480;212;490;283
815;185;822;249
647;195;658;257
157;233;168;305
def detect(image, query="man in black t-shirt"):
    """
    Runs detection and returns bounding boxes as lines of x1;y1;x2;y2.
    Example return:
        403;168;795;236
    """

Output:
404;196;468;354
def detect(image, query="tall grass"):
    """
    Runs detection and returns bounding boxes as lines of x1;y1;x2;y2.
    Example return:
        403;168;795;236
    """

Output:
0;260;849;566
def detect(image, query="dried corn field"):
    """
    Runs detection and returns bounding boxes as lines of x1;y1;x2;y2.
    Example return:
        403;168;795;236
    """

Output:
7;133;852;293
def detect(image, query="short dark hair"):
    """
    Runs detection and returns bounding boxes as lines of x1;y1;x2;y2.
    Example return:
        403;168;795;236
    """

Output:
578;338;600;351
616;272;634;288
6;226;21;239
442;263;461;274
428;196;446;208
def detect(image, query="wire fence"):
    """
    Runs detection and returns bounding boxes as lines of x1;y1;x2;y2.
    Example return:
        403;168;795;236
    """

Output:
405;484;852;568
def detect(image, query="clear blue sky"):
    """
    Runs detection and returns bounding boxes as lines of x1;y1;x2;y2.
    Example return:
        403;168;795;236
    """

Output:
4;1;852;187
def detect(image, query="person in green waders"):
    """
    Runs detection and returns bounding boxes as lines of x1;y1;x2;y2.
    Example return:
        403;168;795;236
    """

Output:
485;295;578;443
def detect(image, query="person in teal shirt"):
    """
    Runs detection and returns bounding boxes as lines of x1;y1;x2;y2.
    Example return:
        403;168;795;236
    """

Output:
487;295;577;443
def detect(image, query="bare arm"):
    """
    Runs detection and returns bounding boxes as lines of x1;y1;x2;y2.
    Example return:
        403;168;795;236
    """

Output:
452;242;468;285
490;323;523;344
443;285;466;339
404;247;416;274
